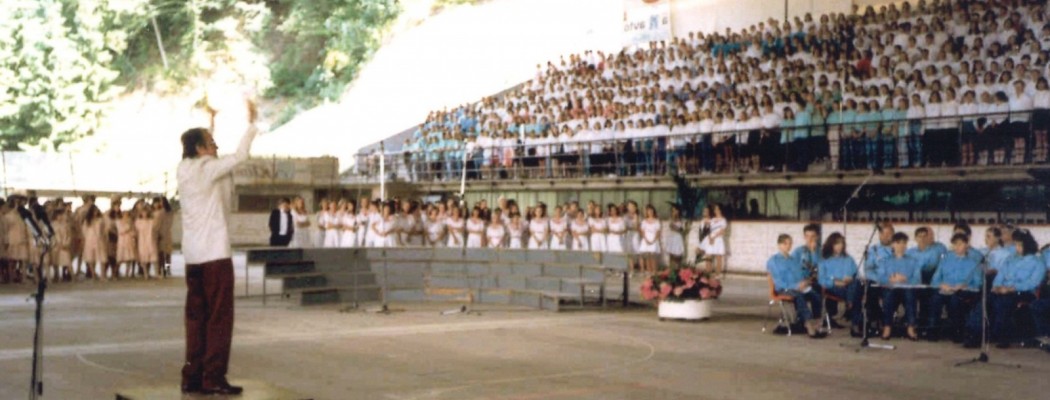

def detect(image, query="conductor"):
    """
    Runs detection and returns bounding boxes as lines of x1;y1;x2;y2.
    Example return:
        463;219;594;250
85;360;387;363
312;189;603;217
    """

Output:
177;98;258;395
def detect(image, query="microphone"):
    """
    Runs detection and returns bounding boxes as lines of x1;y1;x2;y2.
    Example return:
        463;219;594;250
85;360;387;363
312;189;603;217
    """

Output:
17;207;44;242
30;202;54;239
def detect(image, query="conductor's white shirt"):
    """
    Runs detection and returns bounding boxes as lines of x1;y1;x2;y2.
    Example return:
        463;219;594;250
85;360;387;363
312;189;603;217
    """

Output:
177;126;257;265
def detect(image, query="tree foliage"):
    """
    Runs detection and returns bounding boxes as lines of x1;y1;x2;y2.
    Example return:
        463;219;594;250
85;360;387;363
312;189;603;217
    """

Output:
0;0;147;150
0;0;402;150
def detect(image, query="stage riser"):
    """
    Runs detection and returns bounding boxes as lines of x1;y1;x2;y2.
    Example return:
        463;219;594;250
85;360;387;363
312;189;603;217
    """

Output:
249;247;628;310
265;262;314;276
283;275;327;290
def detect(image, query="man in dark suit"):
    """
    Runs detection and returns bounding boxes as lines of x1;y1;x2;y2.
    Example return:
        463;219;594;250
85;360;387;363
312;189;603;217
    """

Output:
269;198;293;246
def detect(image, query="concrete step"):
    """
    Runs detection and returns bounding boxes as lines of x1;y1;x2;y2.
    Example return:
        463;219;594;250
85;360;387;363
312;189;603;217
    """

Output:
247;248;304;264
264;261;315;276
282;273;328;290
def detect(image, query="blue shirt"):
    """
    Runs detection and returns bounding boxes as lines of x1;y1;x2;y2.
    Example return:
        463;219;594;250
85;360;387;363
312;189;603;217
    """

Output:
791;244;822;273
818;255;859;288
864;242;893;278
907;243;946;274
979;246;1013;271
767;253;807;292
875;254;922;286
993;254;1046;293
931;252;983;289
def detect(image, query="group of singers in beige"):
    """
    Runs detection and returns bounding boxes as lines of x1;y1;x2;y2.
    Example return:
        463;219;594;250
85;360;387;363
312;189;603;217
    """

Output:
0;194;174;284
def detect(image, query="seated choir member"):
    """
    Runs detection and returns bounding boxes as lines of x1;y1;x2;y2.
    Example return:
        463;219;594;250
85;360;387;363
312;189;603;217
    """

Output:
876;232;922;341
965;230;1046;349
817;232;863;336
926;233;982;342
1031;245;1050;348
767;234;825;338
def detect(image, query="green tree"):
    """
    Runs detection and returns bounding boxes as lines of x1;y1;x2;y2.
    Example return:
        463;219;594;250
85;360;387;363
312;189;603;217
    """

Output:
0;0;147;150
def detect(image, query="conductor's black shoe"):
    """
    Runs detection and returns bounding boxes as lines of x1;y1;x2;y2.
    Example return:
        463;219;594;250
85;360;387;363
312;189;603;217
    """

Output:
201;383;243;396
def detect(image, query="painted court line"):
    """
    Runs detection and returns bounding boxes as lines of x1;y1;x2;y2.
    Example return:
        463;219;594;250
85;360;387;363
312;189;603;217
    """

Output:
0;315;616;361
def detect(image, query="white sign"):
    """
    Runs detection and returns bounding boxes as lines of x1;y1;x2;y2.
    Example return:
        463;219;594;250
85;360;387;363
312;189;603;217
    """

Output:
623;0;672;47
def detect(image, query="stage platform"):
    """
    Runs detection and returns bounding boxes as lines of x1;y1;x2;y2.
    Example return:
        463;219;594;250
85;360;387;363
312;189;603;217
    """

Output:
115;379;309;399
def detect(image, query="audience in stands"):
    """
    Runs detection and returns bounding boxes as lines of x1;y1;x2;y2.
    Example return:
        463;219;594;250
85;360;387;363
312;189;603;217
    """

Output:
365;0;1050;181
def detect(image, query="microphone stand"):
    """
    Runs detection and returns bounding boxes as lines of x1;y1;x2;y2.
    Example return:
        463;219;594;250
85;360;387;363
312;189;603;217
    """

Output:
955;249;1022;368
26;222;51;399
840;220;895;351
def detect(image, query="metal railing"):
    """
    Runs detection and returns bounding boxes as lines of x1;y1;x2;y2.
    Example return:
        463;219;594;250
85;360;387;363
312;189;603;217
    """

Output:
354;111;1050;182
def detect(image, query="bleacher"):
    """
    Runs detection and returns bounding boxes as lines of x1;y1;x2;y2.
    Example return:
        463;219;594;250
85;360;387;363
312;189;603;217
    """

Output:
354;0;1050;184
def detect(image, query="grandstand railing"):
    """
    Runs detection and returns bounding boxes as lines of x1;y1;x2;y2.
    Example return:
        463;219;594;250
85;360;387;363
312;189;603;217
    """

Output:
353;111;1050;183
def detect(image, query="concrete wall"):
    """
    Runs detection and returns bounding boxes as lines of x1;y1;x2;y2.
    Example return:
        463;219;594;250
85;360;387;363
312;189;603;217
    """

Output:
669;0;911;37
170;211;272;247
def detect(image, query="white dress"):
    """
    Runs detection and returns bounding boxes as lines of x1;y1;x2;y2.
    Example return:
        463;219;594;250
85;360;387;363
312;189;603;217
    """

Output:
588;217;608;252
466;218;485;248
528;218;549;249
507;222;525;249
663;219;685;256
311;213;326;248
446;218;465;248
355;212;369;247
570;219;590;251
637;219;662;254
624;214;639;254
322;211;341;248
289;210;310;248
366;213;382;247
373;217;399;248
486;224;506;248
399;214;423;247
426;217;446;247
606;217;626;253
339;212;358;247
549;218;568;250
700;217;727;255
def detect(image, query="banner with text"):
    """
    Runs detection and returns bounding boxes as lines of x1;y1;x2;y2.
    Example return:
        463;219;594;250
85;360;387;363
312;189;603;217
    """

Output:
623;0;672;47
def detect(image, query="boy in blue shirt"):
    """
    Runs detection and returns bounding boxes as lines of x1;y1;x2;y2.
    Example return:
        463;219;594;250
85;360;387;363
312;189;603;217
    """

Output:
927;234;982;342
767;234;825;338
877;232;922;340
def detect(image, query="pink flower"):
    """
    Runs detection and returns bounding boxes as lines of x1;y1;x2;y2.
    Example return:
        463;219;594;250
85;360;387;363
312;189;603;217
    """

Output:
699;277;709;285
683;278;696;290
678;268;695;282
673;286;685;297
709;278;721;289
700;287;712;299
640;279;656;300
659;282;672;299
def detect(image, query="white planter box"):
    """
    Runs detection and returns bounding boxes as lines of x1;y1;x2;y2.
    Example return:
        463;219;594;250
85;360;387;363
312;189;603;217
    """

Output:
658;299;713;321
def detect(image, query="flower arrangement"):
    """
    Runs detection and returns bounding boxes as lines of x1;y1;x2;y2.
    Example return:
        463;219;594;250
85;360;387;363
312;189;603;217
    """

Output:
640;266;722;301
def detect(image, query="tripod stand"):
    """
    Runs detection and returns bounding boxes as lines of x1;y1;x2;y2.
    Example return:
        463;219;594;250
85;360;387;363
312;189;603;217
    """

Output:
841;221;895;351
955;251;1021;368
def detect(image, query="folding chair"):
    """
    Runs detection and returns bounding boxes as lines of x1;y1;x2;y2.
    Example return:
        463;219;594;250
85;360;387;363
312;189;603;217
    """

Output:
822;288;845;332
762;275;796;336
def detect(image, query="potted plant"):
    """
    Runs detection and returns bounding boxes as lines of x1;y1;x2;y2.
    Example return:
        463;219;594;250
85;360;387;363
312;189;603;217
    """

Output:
640;266;722;321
